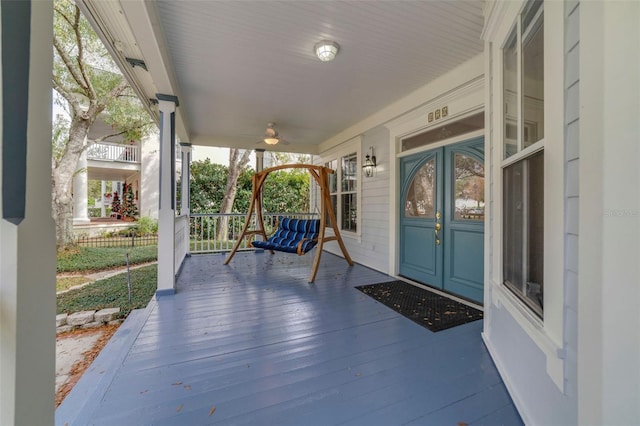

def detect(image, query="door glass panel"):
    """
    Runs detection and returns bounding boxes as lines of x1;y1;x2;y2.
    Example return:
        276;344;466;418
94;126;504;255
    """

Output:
404;159;435;218
454;154;485;221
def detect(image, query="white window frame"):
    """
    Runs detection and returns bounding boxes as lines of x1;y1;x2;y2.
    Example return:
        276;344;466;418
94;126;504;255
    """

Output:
321;138;362;239
485;0;566;391
501;1;545;318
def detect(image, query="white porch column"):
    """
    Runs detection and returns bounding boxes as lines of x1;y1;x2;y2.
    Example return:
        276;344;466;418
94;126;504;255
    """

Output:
100;180;106;217
255;148;265;172
179;142;191;216
156;95;179;295
73;145;90;224
140;129;160;219
0;1;56;424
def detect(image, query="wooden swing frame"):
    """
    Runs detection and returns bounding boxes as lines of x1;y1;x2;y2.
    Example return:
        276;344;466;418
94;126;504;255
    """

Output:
224;164;353;282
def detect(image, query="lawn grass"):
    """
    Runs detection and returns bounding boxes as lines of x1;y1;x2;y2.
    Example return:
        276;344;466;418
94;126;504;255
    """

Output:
57;245;158;273
56;265;157;318
57;276;94;292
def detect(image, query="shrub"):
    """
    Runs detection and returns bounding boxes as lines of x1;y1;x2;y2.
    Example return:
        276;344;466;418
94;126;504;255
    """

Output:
135;216;158;236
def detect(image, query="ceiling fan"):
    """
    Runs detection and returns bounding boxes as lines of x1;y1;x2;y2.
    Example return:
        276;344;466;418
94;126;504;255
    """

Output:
258;122;289;146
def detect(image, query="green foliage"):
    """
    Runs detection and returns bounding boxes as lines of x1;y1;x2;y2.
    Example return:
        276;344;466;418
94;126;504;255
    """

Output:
88;207;112;217
53;0;153;141
188;160;233;213
262;169;310;212
188;159;310;214
57;246;157;273
134;216;158;235
56;265;157;317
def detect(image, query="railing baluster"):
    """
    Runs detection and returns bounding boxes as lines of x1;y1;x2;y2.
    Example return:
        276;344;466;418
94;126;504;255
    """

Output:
188;212;317;254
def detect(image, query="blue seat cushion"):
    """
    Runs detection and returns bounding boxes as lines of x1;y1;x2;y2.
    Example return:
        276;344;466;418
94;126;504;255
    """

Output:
252;217;320;254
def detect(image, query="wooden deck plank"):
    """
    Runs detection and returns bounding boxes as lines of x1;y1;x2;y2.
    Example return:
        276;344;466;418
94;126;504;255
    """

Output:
56;252;522;426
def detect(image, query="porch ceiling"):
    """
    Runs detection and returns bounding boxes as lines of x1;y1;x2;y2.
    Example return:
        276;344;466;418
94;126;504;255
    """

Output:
78;1;484;154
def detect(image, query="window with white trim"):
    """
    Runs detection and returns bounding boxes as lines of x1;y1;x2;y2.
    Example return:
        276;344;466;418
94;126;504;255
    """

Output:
502;0;544;318
325;152;358;233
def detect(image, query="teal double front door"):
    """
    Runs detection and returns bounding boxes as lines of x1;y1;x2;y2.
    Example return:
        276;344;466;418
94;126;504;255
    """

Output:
399;138;485;303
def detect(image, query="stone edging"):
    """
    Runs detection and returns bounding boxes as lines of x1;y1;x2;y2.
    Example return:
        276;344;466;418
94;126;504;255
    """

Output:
56;308;121;334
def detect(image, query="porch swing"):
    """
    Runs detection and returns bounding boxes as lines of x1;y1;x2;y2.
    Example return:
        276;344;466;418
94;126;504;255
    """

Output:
224;164;353;282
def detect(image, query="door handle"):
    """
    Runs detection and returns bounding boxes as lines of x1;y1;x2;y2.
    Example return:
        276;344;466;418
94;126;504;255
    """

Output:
434;211;441;245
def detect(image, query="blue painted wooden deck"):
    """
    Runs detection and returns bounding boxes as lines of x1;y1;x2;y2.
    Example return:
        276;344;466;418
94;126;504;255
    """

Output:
56;252;522;425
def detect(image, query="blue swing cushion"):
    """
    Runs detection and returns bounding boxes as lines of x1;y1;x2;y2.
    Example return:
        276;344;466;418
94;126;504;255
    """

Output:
252;217;320;255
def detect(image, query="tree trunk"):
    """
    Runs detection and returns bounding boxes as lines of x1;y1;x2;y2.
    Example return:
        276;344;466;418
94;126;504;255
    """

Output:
52;116;92;249
216;149;251;241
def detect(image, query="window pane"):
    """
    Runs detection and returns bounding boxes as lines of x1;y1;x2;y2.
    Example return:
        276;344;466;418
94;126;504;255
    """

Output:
503;150;544;317
402;112;484;151
503;30;518;158
341;153;357;193
522;18;544;147
454;154;485;221
326;160;337;193
328;194;338;227
404;159;435;218
341;193;357;232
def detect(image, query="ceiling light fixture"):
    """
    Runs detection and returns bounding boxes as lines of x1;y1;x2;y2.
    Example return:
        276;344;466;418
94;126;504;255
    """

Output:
314;40;340;62
264;123;279;145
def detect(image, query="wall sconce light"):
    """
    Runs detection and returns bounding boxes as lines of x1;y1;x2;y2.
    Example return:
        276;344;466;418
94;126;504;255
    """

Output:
362;147;377;178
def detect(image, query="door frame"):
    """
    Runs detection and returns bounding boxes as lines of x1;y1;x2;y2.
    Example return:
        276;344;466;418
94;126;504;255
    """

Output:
398;136;485;302
390;129;486;296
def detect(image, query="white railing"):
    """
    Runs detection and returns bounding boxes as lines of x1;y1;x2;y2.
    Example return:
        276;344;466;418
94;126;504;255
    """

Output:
174;215;189;271
87;141;141;163
190;212;318;254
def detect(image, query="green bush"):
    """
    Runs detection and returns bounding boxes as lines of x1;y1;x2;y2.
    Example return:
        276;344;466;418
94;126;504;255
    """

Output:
88;207;112;218
57;265;157;318
134;216;158;235
57;245;157;273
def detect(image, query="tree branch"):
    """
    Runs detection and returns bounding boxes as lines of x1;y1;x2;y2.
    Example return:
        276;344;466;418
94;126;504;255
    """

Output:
52;74;83;115
73;5;97;101
87;121;154;146
53;35;88;91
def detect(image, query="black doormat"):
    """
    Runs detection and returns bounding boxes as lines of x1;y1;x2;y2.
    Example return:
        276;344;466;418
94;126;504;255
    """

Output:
356;280;483;332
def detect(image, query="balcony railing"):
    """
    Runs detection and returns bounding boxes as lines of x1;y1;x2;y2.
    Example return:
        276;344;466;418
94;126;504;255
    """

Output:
189;212;318;254
87;141;141;163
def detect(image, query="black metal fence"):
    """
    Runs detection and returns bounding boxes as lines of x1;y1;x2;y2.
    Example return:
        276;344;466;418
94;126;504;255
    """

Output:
75;233;158;248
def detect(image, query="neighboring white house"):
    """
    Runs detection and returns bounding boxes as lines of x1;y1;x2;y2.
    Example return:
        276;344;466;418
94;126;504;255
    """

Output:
2;1;638;425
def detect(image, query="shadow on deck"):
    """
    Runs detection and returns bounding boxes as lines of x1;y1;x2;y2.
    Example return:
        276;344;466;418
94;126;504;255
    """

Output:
56;251;522;425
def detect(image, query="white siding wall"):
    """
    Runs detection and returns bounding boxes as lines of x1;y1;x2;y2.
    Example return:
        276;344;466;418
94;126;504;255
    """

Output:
319;127;391;274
